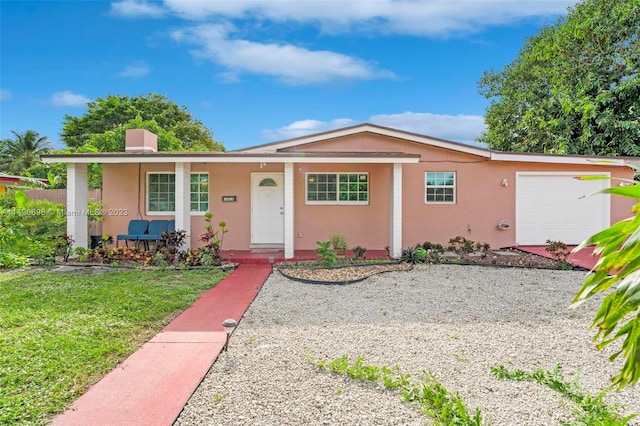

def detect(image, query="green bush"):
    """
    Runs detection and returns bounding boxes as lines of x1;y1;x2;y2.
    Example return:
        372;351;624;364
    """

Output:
0;191;66;264
0;252;31;269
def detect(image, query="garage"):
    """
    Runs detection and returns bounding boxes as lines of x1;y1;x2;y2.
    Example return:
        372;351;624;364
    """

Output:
515;172;610;245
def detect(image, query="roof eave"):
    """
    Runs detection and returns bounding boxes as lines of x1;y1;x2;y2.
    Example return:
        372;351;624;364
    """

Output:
41;153;421;165
489;152;633;167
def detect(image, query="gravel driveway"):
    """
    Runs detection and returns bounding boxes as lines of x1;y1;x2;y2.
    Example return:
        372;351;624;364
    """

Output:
176;265;640;426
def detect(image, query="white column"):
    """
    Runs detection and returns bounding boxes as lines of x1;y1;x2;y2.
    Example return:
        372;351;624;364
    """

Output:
175;162;191;250
389;163;403;258
284;163;295;259
67;163;88;249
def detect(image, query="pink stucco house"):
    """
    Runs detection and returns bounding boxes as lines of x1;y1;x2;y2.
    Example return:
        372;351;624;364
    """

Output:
43;124;639;258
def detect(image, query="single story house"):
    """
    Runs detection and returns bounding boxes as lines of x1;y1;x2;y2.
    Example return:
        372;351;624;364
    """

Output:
0;173;48;194
42;124;639;258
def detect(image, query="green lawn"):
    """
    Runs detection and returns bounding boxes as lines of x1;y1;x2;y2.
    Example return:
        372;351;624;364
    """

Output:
0;268;227;425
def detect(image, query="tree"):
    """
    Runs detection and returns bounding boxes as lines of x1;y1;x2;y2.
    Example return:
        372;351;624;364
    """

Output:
61;93;225;152
478;0;640;156
0;130;51;174
571;171;640;389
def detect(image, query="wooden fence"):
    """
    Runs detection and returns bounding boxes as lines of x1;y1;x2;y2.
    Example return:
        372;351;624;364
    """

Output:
25;189;103;235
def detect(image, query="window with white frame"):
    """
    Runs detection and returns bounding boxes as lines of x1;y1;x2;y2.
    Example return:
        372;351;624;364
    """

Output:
306;172;369;204
425;172;456;203
190;173;209;212
147;172;209;213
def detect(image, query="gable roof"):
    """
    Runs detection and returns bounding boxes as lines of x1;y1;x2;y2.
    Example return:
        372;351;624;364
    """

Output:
236;123;639;168
235;123;491;157
41;123;639;168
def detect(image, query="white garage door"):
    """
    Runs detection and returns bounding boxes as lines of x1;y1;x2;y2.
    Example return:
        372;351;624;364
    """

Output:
516;172;610;245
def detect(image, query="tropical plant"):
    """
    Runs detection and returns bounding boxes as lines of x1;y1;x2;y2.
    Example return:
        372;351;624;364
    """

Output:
545;239;573;269
421;241;446;264
0;130;51;174
54;234;75;263
400;246;426;264
0;190;65;265
315;241;337;267
448;236;476;256
570;171;640;389
478;0;640;156
329;233;348;251
351;245;367;260
200;212;228;257
161;230;187;254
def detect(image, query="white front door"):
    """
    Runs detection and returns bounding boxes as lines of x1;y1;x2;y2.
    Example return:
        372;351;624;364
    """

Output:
251;173;284;245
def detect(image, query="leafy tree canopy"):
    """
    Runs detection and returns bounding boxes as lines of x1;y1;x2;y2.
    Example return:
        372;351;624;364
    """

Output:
61;93;225;152
0;130;51;174
478;0;640;156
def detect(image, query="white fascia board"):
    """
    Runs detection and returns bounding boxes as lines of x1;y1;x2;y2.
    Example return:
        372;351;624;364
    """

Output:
491;152;629;166
241;124;491;158
42;155;420;164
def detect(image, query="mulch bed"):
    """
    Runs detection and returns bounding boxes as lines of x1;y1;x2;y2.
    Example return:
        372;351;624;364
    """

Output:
278;262;413;284
277;248;570;284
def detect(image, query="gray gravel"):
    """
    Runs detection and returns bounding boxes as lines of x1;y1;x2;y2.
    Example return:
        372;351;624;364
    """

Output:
175;265;640;426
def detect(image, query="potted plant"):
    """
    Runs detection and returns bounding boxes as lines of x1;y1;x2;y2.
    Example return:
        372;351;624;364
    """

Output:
329;233;348;258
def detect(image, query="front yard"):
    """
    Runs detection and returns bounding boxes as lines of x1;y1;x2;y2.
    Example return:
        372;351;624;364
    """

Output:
0;268;227;425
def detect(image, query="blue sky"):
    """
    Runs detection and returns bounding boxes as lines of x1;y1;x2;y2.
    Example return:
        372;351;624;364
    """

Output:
1;0;577;151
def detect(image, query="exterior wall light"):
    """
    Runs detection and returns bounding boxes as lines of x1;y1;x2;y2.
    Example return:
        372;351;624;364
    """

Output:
222;318;237;352
501;178;508;187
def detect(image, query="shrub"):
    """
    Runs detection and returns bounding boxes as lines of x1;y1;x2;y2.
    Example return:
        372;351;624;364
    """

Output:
0;191;66;263
329;233;348;251
0;252;31;269
401;246;426;264
419;242;446;264
200;212;228;264
545;239;572;269
316;241;337;267
448;236;476;255
351;245;367;260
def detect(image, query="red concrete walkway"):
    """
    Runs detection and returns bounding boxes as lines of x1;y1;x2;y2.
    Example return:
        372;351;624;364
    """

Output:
52;264;272;426
516;245;599;270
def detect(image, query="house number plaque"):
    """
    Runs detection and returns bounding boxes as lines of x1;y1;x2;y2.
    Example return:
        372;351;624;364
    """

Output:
222;196;237;202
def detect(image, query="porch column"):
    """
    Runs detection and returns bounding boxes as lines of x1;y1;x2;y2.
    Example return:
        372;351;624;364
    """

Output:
389;163;403;258
67;163;88;249
284;162;295;259
175;162;191;250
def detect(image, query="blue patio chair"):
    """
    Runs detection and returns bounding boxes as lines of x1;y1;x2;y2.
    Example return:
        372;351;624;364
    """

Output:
137;220;171;250
116;220;149;248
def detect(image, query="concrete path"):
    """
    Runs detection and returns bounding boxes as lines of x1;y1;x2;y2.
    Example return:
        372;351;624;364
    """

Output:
52;264;272;426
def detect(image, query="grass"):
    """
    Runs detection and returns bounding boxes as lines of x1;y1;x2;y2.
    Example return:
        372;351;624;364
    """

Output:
0;268;227;425
308;353;486;426
491;364;636;425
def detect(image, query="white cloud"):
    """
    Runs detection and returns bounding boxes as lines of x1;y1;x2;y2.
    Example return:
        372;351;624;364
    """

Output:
110;0;166;18
370;112;486;144
260;118;357;140
172;24;394;85
261;112;487;145
119;61;150;77
0;89;12;101
163;0;576;36
50;91;91;107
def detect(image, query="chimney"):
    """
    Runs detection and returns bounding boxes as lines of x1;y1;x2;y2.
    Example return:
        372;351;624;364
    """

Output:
125;129;158;153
